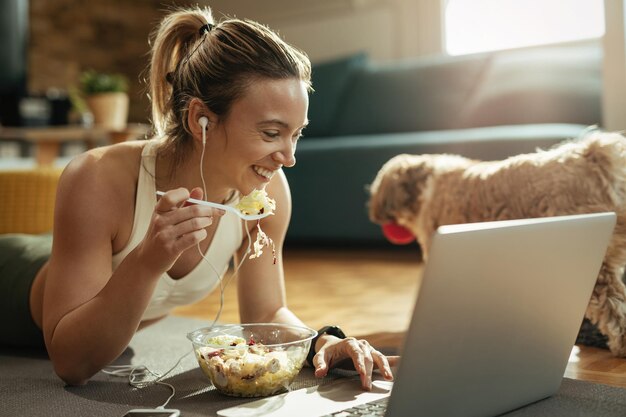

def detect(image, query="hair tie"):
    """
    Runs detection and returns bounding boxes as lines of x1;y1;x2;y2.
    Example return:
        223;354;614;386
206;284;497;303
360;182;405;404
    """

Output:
199;23;214;35
166;23;213;83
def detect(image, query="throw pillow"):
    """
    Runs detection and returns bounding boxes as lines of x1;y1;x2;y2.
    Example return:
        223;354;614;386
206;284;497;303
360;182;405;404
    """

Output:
306;52;368;138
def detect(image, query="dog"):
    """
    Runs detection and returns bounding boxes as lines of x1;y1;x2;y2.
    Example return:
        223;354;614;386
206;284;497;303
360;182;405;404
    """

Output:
368;131;626;356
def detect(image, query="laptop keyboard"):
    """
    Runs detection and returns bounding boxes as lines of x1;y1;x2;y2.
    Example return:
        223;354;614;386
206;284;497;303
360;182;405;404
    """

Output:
320;397;389;417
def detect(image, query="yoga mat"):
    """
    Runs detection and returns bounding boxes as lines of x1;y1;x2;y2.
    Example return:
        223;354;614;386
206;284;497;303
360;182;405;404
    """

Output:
1;316;625;417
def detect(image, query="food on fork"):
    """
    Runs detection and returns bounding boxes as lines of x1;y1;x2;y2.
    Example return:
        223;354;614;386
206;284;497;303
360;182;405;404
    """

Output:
156;188;278;261
235;189;277;262
250;223;276;261
236;189;276;216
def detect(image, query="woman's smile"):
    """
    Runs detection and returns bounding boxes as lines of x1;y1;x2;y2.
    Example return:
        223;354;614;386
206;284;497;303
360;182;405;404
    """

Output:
253;165;276;182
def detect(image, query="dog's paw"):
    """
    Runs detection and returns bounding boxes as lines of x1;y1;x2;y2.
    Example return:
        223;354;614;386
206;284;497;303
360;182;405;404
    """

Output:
576;318;609;350
607;337;626;357
604;314;626;357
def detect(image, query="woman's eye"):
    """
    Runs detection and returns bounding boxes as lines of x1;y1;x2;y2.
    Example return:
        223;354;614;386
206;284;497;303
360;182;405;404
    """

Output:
294;129;305;139
263;131;280;139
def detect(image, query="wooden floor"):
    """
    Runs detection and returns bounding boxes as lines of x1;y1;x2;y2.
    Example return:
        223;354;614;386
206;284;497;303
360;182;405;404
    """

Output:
173;246;626;389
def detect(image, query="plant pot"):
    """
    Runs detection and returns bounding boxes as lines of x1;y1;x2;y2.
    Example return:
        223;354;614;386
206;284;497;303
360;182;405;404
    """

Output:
86;92;129;130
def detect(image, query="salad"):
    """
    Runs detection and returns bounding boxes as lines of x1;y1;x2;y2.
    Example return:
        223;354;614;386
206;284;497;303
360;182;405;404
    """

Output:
236;189;277;262
235;189;276;216
195;334;306;397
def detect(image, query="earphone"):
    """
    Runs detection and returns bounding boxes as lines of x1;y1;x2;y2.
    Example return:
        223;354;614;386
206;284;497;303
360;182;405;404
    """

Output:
198;116;209;198
198;116;209;145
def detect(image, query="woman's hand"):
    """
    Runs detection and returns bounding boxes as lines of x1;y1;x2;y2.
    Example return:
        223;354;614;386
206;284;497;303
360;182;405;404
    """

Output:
312;335;399;391
137;187;224;273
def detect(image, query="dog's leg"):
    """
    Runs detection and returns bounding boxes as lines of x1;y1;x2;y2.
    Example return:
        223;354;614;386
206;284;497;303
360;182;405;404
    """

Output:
585;261;626;356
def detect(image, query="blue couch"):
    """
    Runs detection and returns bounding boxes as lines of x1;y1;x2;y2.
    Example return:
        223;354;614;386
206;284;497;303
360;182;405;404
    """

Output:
284;40;602;244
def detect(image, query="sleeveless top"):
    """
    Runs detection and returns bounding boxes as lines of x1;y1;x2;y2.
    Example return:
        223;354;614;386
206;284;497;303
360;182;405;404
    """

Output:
111;139;243;321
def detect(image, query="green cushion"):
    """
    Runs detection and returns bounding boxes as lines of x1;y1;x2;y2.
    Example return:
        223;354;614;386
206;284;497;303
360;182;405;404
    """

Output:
461;41;602;128
306;53;368;137
333;54;489;136
285;124;591;243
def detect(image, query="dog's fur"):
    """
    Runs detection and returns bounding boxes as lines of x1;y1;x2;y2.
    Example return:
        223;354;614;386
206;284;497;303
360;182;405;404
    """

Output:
368;132;626;356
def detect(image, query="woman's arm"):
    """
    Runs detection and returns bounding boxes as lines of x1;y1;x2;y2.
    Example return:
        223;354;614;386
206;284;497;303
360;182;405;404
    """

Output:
234;169;303;326
234;171;394;391
43;150;219;385
43;152;152;385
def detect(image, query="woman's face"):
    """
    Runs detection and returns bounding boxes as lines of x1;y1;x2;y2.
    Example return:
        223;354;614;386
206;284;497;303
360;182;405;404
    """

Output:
208;77;309;196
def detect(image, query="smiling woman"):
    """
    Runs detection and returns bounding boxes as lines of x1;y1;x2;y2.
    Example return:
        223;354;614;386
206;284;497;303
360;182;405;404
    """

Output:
445;0;605;55
0;4;396;394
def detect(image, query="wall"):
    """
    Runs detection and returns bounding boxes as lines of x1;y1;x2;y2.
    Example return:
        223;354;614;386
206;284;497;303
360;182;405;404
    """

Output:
602;0;626;131
28;0;444;123
29;0;170;123
208;0;444;63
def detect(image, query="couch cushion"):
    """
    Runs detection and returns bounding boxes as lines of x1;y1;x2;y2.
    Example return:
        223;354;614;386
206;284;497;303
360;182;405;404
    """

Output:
285;123;591;242
331;53;490;136
306;52;368;138
460;41;602;128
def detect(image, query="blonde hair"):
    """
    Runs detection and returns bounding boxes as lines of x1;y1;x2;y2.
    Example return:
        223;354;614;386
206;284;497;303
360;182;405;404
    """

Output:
148;6;312;169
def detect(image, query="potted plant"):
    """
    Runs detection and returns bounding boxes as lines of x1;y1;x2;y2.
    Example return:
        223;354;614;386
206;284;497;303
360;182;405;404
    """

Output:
79;70;129;130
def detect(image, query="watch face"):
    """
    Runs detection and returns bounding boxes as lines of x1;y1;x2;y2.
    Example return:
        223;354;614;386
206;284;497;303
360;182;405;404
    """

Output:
323;326;346;339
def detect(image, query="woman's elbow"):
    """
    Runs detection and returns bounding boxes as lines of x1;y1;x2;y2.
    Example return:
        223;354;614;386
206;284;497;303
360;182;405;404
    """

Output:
51;353;94;386
46;331;96;385
54;362;91;386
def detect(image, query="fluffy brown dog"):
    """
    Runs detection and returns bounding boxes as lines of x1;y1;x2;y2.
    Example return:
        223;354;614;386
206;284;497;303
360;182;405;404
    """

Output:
368;132;626;356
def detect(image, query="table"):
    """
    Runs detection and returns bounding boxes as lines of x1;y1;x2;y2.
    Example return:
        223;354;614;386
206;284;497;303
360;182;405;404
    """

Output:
0;123;150;166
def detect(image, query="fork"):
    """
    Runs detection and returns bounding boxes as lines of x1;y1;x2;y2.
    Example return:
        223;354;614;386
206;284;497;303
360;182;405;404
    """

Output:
156;191;272;221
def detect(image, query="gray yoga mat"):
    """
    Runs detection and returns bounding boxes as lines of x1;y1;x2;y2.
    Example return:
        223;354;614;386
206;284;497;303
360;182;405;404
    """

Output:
1;315;625;417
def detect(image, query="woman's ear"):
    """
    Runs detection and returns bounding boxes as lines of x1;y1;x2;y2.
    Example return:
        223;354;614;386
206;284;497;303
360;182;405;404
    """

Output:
188;98;216;144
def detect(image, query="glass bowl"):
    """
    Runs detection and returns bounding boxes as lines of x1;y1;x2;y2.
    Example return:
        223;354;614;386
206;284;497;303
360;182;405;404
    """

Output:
187;323;317;397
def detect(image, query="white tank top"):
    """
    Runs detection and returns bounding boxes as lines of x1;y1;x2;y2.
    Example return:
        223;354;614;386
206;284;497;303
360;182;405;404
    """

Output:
111;139;243;320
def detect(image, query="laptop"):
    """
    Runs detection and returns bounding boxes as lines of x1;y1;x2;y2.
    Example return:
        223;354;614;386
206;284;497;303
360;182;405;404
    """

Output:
218;212;616;417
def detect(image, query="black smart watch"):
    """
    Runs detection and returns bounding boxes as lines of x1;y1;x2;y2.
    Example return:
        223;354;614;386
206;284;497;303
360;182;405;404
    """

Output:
307;325;346;367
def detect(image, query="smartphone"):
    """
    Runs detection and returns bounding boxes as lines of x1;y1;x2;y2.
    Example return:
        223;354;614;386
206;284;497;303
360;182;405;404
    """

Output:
122;409;180;417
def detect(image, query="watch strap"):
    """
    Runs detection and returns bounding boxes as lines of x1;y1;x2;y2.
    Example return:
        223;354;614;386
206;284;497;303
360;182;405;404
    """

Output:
306;325;346;367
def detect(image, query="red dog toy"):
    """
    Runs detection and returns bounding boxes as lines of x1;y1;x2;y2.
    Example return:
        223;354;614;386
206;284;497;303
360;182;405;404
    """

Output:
382;222;415;245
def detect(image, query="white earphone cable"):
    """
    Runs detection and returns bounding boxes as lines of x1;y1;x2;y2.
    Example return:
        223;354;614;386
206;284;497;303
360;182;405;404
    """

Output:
200;118;208;200
105;119;254;409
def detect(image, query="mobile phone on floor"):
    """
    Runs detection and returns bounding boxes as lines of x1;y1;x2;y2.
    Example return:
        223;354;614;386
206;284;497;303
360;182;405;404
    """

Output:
122;409;180;417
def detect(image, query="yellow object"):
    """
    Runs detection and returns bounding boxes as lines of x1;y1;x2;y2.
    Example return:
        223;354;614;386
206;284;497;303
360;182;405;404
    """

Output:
235;189;276;215
0;168;62;234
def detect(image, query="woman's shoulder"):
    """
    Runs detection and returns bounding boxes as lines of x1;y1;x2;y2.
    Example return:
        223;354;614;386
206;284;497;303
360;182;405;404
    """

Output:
56;141;149;216
62;140;146;183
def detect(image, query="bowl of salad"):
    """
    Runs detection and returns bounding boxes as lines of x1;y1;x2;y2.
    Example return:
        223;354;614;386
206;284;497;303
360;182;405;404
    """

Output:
187;323;317;397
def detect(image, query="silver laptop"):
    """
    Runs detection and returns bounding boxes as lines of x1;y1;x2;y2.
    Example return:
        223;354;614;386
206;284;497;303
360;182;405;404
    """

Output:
219;212;616;417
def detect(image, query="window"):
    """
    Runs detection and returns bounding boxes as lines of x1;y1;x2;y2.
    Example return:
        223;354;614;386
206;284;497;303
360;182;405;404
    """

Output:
445;0;605;56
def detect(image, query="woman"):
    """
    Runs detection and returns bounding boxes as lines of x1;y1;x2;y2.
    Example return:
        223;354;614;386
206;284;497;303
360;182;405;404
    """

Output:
0;6;395;389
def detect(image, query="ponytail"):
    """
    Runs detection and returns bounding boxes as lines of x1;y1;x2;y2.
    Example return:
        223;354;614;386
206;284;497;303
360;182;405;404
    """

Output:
149;7;214;137
147;6;311;175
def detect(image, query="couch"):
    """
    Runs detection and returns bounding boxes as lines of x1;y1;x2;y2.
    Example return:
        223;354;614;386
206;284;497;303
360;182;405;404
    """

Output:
283;40;602;245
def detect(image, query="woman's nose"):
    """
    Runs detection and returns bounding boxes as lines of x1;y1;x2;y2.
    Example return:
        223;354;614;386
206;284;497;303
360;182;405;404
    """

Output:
273;140;296;167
